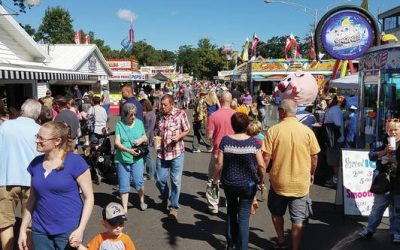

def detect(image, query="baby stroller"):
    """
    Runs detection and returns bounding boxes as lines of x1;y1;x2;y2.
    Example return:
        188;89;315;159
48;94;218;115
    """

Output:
82;127;116;185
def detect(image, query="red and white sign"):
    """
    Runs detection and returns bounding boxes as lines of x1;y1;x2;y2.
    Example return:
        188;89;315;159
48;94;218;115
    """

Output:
106;59;137;71
109;72;132;81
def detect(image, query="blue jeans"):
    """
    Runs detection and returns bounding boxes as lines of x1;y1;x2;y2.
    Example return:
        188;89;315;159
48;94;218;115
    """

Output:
224;183;257;250
155;154;184;210
391;193;400;238
366;193;392;234
103;104;110;118
116;161;144;193
32;228;74;250
145;146;155;180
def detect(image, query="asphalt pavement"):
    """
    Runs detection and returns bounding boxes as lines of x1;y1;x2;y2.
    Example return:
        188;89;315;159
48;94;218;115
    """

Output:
81;112;397;250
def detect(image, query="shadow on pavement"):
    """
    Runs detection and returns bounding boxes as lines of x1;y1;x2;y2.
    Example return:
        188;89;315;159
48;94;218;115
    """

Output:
302;201;398;250
183;170;208;181
94;192;120;208
161;213;226;249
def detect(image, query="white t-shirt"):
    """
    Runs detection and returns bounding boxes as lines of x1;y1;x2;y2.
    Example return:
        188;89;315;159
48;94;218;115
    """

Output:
88;105;107;134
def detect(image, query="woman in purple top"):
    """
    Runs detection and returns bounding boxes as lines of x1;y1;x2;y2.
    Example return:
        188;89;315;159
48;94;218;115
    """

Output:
241;90;253;106
212;112;266;250
18;121;94;250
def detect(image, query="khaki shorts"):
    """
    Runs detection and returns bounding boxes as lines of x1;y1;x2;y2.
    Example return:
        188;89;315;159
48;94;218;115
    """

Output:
0;186;30;229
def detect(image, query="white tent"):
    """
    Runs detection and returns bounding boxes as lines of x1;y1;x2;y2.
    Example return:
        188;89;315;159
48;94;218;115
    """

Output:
330;74;359;89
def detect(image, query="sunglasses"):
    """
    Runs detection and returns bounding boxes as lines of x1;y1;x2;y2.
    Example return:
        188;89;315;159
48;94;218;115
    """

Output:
35;134;58;143
386;118;400;123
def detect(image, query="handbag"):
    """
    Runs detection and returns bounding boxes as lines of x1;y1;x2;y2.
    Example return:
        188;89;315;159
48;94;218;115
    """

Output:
132;143;149;158
370;169;391;194
86;107;96;133
120;122;148;158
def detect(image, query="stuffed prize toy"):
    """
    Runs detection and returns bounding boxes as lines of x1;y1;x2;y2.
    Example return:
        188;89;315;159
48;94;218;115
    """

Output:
274;71;318;106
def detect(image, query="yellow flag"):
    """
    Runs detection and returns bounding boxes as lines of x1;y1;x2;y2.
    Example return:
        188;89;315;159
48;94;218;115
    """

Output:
241;38;250;62
361;0;368;10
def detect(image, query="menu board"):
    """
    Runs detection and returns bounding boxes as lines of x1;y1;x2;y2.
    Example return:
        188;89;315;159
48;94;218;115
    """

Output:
341;149;388;216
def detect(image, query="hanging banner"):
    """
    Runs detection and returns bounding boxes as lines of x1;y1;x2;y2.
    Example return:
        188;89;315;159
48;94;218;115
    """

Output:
321;12;373;60
341;149;388;216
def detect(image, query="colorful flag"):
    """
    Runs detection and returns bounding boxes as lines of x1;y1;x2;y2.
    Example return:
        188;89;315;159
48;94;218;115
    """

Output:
84;35;90;44
241;38;250;62
285;33;301;59
250;33;259;60
74;31;81;44
310;33;316;60
361;0;368;10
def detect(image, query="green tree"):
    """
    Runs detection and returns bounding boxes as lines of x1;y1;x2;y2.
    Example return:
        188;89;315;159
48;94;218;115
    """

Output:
260;36;286;59
131;40;156;66
36;7;74;44
176;45;198;76
196;38;225;80
19;23;36;37
158;49;176;66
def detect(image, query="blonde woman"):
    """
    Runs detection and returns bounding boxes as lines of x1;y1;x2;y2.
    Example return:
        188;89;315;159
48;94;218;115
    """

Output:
358;119;400;243
18;121;94;250
205;91;221;117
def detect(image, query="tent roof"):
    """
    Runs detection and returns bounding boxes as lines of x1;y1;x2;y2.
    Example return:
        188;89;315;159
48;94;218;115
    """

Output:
153;72;169;81
330;74;359;89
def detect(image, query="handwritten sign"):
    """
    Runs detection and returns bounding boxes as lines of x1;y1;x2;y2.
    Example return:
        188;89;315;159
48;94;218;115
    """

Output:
341;149;388;216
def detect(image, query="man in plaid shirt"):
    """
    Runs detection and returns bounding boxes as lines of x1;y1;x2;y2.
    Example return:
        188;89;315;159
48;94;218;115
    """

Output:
155;94;190;219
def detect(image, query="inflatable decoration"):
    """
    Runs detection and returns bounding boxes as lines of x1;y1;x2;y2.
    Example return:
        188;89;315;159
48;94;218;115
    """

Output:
274;71;318;105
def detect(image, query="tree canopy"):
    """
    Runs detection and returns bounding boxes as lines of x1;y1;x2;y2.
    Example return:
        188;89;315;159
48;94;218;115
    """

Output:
36;6;74;43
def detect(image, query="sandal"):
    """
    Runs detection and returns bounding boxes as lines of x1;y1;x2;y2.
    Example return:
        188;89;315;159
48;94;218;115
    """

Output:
273;239;288;250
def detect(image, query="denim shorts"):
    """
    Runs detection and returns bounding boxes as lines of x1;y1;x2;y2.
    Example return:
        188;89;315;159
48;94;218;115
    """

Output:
117;162;144;193
268;188;312;225
32;228;74;250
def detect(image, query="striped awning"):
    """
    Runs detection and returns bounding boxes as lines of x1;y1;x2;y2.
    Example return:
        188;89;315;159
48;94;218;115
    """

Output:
0;66;90;81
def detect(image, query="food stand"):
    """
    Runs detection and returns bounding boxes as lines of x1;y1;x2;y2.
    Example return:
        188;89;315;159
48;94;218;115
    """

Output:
358;43;400;147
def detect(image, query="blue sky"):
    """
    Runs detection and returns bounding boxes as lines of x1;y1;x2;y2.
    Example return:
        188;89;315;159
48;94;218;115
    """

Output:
6;0;400;52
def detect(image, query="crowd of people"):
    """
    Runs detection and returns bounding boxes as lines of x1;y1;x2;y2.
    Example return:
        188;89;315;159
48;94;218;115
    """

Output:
0;79;399;250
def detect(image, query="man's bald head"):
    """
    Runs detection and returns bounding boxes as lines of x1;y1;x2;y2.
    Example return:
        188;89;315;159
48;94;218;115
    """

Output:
280;99;297;116
122;84;134;99
221;91;232;107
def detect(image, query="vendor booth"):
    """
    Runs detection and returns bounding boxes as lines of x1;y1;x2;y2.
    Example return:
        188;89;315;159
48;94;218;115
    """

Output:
358;43;400;147
0;5;93;109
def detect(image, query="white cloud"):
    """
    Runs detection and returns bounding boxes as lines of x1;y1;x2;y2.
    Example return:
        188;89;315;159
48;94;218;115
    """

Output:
117;9;138;23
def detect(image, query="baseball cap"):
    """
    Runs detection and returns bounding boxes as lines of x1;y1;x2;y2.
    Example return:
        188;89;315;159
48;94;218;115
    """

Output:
102;202;127;226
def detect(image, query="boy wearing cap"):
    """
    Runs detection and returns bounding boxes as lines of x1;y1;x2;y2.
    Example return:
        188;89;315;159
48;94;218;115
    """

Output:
77;202;135;250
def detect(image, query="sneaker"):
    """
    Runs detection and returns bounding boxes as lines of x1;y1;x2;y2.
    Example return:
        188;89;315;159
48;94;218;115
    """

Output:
358;229;373;239
168;209;178;219
273;239;288;250
393;234;400;243
140;202;148;211
192;149;201;153
204;147;213;153
207;209;218;215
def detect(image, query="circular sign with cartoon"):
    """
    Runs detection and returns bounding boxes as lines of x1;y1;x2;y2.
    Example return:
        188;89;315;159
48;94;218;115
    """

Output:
321;12;373;60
